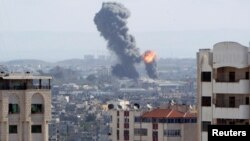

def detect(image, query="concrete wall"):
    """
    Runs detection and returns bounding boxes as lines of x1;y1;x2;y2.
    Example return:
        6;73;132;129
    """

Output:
198;42;250;141
0;89;51;141
213;42;248;69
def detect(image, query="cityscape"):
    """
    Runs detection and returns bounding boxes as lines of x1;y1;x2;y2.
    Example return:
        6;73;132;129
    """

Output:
1;0;250;141
0;56;196;141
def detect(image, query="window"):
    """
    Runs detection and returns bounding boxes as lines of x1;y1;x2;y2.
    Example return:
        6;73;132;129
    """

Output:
141;128;147;136
124;118;129;123
142;118;151;122
31;125;42;133
159;119;167;123
9;125;18;134
124;130;129;140
164;129;181;137
152;118;158;123
229;72;235;82
202;121;211;132
168;118;174;123
217;119;226;125
124;135;129;140
117;123;119;128
191;118;197;123
246;97;249;105
229;121;235;125
124;123;129;128
31;104;43;114
134;117;141;122
202;96;211;106
153;123;158;129
176;118;182;123
187;118;192;123
246;72;249;79
134;129;140;135
124;111;129;117
9;104;19;114
117;130;119;140
152;131;158;141
201;72;211;82
117;111;119;116
183;118;189;123
134;128;147;136
229;96;235;107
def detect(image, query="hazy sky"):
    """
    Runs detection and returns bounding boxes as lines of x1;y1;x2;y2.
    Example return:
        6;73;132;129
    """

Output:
0;0;250;61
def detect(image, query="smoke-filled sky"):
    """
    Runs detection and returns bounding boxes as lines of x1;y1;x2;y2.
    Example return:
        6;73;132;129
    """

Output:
0;0;250;61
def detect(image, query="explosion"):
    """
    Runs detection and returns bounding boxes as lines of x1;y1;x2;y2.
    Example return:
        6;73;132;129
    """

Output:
143;50;158;79
143;50;156;64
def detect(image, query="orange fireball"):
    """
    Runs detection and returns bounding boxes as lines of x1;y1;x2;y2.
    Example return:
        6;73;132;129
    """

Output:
143;50;156;64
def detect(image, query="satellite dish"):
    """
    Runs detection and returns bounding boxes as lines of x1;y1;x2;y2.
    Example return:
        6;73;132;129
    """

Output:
146;103;152;110
134;103;140;109
189;105;193;110
108;104;114;110
170;99;175;106
117;105;122;109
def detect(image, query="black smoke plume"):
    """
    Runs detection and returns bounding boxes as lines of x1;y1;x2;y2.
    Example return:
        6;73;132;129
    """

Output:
145;60;158;79
94;2;141;79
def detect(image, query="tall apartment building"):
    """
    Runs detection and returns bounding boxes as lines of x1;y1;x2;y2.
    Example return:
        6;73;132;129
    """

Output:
108;105;197;141
197;41;250;141
0;72;52;141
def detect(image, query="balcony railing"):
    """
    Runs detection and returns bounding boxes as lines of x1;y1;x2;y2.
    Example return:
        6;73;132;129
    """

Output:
0;85;51;90
215;99;249;108
215;73;248;82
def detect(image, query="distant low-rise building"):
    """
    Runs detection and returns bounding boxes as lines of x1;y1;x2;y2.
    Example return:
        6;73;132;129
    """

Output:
49;118;60;141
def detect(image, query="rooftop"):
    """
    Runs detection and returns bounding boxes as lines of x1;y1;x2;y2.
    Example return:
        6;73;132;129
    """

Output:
142;108;196;118
0;72;52;80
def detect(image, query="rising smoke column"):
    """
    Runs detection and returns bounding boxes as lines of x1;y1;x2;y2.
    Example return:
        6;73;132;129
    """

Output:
143;50;158;79
94;2;141;79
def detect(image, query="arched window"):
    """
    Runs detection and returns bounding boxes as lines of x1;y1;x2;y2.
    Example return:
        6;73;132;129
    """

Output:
9;94;20;114
31;93;44;114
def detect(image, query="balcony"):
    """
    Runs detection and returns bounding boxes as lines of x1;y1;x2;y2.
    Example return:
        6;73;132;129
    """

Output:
213;79;249;94
0;75;51;90
0;85;51;90
213;105;250;119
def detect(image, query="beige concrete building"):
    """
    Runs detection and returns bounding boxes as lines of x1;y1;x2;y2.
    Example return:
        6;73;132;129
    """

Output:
0;72;52;141
108;106;197;141
197;41;250;141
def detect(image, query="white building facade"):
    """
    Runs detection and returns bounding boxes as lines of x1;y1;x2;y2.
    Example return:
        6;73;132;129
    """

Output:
197;42;250;141
108;107;197;141
0;73;52;141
